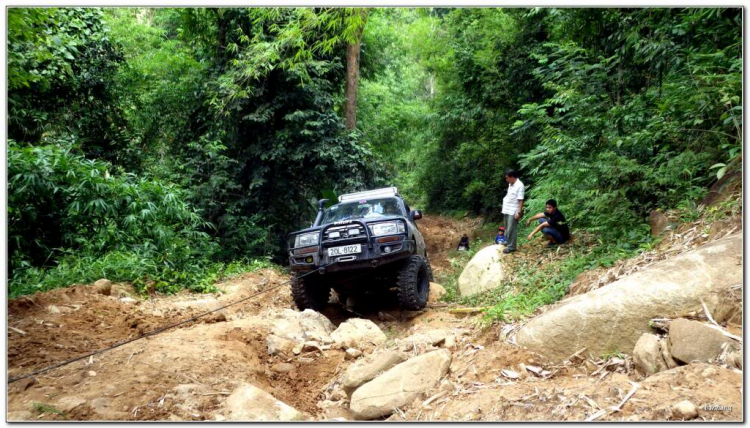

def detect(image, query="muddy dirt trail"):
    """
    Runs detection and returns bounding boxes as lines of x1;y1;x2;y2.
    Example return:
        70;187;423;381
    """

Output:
6;214;743;421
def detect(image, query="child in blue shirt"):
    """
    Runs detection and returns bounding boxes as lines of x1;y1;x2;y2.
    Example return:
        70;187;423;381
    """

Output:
495;226;507;245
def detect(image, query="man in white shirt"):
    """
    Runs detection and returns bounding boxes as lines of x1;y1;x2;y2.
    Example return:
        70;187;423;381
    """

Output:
501;169;524;253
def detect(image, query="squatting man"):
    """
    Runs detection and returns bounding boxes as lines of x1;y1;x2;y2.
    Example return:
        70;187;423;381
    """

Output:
525;199;570;247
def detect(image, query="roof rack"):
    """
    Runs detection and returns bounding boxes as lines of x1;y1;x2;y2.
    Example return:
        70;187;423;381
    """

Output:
338;187;399;203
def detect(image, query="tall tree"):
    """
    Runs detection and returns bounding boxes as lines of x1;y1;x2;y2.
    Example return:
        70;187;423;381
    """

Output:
344;10;367;129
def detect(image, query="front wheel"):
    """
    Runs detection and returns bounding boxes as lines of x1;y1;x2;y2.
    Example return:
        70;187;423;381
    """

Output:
396;255;433;310
291;273;331;312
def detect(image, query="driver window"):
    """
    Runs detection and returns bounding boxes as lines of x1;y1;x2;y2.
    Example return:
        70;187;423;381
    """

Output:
384;200;400;215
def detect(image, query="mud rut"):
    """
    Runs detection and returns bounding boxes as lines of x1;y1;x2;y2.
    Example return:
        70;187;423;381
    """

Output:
6;215;743;421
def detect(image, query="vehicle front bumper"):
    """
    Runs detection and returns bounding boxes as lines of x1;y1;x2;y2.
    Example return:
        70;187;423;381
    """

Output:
288;236;413;274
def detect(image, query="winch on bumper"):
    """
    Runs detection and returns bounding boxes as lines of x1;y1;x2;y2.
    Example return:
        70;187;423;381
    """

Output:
288;220;414;273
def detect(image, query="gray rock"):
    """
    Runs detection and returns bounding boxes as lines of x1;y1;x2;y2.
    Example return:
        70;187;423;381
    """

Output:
399;330;449;347
267;309;335;355
457;245;505;297
428;282;446;303
270;309;334;346
93;278;112;295
669;318;729;364
331;319;386;350
349;349;452;420
632;333;668;376
56;396;87;412
671;400;698;420
659;337;679;369
119;297;137;304
47;305;61;314
345;348;363;360
224;383;306;421
298;309;336;344
444;335;457;350
515;234;741;361
267;334;295;356
343;349;408;395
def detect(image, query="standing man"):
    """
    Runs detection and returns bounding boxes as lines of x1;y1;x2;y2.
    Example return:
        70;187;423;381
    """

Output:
526;199;570;246
501;169;524;254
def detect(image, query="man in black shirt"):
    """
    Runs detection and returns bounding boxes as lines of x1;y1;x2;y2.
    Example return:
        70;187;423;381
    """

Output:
525;199;570;246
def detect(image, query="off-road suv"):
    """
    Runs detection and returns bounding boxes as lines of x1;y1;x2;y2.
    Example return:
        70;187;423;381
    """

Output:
287;187;433;311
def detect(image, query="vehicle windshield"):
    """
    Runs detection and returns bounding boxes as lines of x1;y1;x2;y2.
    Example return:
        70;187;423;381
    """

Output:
321;198;402;225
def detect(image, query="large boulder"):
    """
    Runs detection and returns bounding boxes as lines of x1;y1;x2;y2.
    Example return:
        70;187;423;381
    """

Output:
515;234;741;361
224;384;305;421
457;245;505;297
668;318;730;364
349;349;452;419
342;350;408;395
330;319;386;350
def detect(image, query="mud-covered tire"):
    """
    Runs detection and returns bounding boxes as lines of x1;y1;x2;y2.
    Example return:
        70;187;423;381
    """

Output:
396;255;431;310
291;274;331;312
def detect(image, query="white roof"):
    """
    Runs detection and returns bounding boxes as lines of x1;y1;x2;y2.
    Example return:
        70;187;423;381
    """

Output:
338;187;399;203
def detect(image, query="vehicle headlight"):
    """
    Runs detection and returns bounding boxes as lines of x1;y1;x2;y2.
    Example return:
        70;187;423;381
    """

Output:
295;232;319;247
370;221;405;236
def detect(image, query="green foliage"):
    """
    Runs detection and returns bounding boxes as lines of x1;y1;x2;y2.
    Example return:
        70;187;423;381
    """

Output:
8;8;126;162
32;402;65;416
405;7;741;237
482;237;650;323
8;7;742;302
7;140;225;297
175;8;383;254
104;8;206;173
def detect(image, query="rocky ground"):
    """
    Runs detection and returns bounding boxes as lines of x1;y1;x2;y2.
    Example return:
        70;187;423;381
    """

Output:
6;214;743;422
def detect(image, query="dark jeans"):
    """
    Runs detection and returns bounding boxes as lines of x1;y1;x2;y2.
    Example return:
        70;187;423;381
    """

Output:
539;218;567;243
504;214;519;251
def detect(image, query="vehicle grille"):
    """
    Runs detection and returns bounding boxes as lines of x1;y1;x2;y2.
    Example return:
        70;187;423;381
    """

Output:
323;225;367;242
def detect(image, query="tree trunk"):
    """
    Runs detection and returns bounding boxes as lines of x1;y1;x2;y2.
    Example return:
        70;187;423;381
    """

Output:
344;31;363;130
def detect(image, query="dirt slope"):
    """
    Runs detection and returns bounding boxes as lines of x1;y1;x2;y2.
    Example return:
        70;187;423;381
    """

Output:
6;214;743;421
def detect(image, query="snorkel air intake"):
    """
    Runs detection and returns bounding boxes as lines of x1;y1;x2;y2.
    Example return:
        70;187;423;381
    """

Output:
312;199;329;227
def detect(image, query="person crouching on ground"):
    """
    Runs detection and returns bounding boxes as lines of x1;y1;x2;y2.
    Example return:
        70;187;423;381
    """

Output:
457;234;470;251
495;226;507;245
526;199;570;247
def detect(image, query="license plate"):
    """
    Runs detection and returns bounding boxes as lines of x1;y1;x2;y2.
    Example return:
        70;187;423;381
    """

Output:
328;244;361;257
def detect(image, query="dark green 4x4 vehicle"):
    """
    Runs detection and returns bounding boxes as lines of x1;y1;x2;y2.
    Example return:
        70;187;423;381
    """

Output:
287;187;433;311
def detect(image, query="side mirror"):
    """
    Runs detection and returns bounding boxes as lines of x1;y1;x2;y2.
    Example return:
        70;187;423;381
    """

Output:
411;210;422;220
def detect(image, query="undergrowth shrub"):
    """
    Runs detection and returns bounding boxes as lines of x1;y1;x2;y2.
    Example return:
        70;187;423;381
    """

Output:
8;140;273;297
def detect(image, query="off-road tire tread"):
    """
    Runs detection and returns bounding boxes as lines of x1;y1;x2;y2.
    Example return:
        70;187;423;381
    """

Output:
396;255;430;310
291;274;330;311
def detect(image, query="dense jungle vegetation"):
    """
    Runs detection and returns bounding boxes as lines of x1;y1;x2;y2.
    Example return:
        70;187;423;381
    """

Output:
8;8;742;298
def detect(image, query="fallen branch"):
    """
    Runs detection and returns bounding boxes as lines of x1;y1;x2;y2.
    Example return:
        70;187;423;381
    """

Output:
562;347;587;364
700;299;743;343
448;307;489;315
9;327;27;335
586;381;640;421
423;390;448;406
